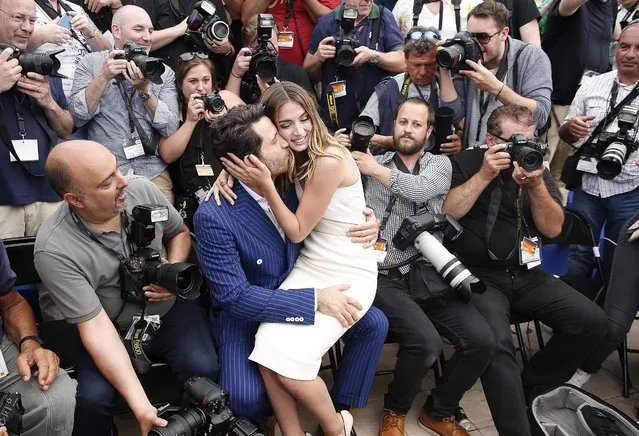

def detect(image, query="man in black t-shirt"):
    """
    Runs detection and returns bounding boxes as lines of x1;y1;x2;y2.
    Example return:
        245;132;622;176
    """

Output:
136;0;234;85
442;105;607;436
496;0;541;44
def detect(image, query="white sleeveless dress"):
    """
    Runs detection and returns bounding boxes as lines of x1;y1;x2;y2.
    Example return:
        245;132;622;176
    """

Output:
248;174;378;380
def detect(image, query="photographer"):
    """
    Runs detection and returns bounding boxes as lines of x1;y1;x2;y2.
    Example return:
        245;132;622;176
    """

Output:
441;104;607;436
0;0;74;239
558;23;639;290
352;98;495;436
240;0;340;66
226;13;313;104
69;5;179;203
35;140;218;436
162;53;243;228
303;0;405;130
136;0;234;84
0;239;76;436
358;26;463;154
452;0;551;148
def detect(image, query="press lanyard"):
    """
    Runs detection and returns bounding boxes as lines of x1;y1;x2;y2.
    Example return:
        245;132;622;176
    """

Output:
69;205;132;262
379;154;420;232
475;40;511;144
283;0;295;29
327;86;339;129
14;95;27;140
485;179;530;261
399;74;437;103
115;79;155;155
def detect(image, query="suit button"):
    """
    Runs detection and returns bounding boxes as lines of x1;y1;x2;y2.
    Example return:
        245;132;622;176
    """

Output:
257;259;263;265
286;317;291;322
299;317;304;322
294;317;300;322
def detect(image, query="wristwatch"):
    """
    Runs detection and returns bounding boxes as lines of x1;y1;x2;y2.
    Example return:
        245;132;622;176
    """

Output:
19;335;44;350
138;90;152;102
369;51;380;65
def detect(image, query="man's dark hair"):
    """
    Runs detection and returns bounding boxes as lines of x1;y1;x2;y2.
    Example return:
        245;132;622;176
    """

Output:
468;0;509;30
209;104;266;160
403;26;439;57
394;98;435;127
486;104;535;137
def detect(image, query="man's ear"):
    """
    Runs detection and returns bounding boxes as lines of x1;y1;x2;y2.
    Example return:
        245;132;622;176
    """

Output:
425;125;434;139
501;26;510;40
486;133;495;147
112;24;120;41
64;192;83;209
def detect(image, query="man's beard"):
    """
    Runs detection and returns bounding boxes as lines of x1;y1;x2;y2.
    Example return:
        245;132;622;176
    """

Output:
393;134;426;156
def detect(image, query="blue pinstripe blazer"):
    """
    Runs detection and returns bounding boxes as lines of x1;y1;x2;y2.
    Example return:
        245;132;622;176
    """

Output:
194;184;317;347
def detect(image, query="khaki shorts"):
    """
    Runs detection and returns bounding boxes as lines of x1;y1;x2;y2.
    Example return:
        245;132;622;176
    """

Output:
151;169;174;205
0;201;63;239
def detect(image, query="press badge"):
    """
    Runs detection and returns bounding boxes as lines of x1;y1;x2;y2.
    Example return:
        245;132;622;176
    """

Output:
122;137;145;160
519;236;542;269
579;70;600;87
577;156;599;174
330;80;347;98
0;351;9;379
124;314;161;343
374;237;388;264
277;31;294;48
9;139;39;162
196;164;214;177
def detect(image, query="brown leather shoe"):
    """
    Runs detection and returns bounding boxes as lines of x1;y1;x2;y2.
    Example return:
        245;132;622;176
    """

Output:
379;409;405;436
418;408;470;436
265;415;277;436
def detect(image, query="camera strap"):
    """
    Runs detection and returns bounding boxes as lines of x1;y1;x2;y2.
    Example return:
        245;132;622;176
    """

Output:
35;0;93;52
69;205;132;262
115;80;156;156
400;74;439;106
369;5;384;50
485;178;523;261
327;86;339;129
379;154;420;232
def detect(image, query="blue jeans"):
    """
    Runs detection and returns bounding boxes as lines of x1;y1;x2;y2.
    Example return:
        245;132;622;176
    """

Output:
567;185;639;283
72;298;219;436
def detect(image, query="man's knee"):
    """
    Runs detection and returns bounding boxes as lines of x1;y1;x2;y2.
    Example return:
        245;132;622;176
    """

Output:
460;326;497;364
180;350;220;382
358;306;389;342
21;371;76;436
225;383;267;421
569;300;607;339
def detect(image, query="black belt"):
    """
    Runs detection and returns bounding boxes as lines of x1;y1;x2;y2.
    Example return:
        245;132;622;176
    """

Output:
385;267;409;280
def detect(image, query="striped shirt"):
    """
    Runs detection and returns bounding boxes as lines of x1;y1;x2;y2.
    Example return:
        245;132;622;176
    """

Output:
563;70;639;198
364;151;452;274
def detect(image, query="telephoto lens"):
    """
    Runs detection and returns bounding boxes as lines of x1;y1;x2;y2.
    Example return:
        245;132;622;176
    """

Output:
120;41;166;85
144;261;203;300
149;408;207;436
0;44;66;78
432;107;454;155
350;115;376;153
597;141;627;180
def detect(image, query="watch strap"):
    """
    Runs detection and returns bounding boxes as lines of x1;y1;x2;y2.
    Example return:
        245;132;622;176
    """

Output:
19;335;43;349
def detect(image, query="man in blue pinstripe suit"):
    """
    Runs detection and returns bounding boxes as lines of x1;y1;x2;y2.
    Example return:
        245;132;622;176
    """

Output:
194;105;389;426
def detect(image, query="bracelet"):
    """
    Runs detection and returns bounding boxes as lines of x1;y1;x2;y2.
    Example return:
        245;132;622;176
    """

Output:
496;82;505;99
19;335;43;350
231;71;241;79
84;28;99;39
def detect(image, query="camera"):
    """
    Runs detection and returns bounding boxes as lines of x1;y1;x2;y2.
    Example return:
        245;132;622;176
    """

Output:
0;392;23;436
350;115;375;152
115;41;166;85
436;32;482;72
331;6;360;67
393;212;486;303
120;205;203;304
0;43;66;79
247;14;279;85
198;91;225;114
151;377;264;436
501;134;547;172
186;0;230;47
589;105;639;180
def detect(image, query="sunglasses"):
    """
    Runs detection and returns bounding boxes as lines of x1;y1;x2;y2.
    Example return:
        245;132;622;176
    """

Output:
470;29;502;44
179;52;209;62
405;30;441;43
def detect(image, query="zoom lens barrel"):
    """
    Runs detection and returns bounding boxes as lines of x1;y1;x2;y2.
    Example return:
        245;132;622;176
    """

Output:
597;141;627;180
436;45;465;70
149;409;207;436
144;261;203;300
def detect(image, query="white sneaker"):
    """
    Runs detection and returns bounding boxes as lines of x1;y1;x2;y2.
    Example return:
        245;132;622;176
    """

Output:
567;369;592;388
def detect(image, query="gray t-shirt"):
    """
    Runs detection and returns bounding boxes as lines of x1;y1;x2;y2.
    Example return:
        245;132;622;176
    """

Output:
35;176;183;326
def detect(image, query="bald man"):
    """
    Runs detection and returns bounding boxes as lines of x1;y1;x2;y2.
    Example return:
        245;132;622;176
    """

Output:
34;140;218;436
68;5;179;204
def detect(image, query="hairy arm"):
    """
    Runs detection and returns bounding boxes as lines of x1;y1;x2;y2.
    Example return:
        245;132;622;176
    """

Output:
165;224;191;262
528;181;564;238
0;290;38;345
264;155;345;243
442;172;491;220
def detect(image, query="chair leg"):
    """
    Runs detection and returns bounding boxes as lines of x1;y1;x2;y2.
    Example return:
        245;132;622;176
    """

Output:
514;323;528;364
534;320;545;350
619;338;631;398
328;345;339;382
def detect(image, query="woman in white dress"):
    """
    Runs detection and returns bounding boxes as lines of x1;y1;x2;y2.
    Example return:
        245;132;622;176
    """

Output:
217;82;378;436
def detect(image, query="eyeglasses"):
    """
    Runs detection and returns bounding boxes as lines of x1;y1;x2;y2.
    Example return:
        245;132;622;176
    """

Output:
405;30;441;43
0;8;37;26
470;29;502;44
179;52;209;62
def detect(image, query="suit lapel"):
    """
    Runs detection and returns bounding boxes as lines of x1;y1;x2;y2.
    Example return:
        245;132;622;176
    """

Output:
230;184;286;254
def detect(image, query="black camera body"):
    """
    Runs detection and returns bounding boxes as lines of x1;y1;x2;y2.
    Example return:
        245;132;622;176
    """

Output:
502;134;547;172
186;0;230;47
115;41;165;85
0;392;24;436
120;205;202;304
198;91;225;114
0;43;66;79
247;14;279;86
586;105;639;180
436;32;482;72
151;377;264;436
331;5;360;67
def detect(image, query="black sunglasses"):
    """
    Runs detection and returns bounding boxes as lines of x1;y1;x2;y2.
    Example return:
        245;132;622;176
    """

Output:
405;30;441;43
470;29;502;44
179;52;209;62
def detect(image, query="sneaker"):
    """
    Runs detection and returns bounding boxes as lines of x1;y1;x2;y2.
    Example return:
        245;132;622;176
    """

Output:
379;409;405;436
454;407;472;431
567;369;592;388
418;407;470;436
